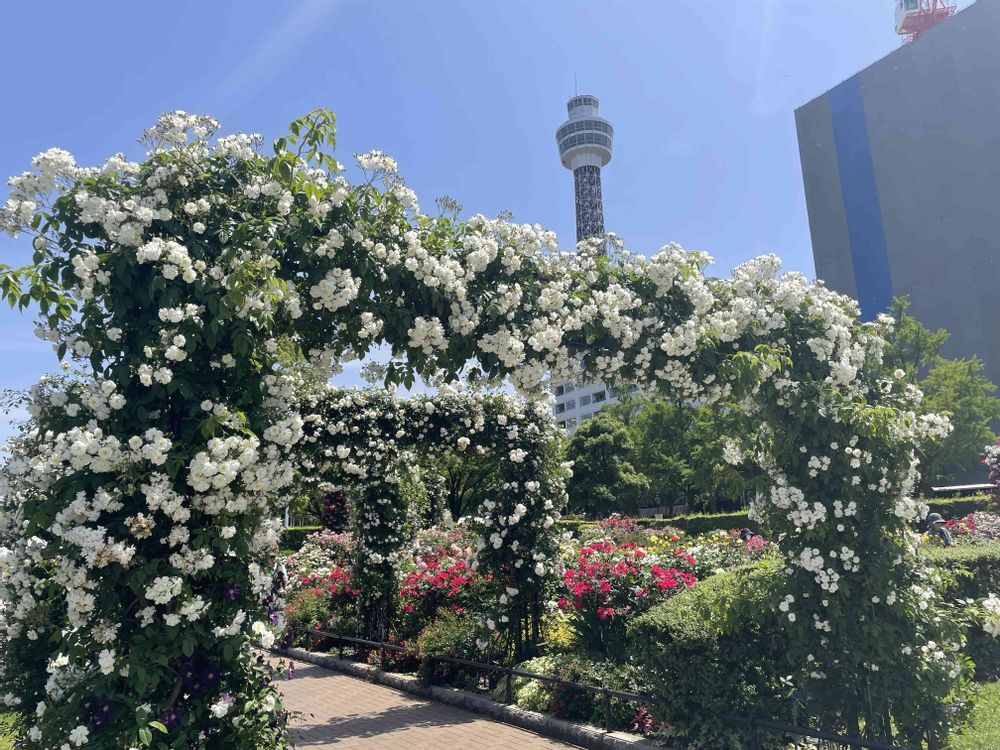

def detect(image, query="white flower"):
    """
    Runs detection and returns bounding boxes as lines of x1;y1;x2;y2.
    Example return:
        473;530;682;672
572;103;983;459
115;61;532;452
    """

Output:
98;649;115;674
144;576;182;606
69;725;89;746
209;695;234;718
984;593;1000;637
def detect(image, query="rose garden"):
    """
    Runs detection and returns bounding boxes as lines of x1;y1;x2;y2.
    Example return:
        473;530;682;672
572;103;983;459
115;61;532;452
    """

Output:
1;110;999;749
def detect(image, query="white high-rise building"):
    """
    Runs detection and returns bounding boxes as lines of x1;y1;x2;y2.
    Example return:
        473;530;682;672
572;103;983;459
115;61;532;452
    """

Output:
551;382;640;434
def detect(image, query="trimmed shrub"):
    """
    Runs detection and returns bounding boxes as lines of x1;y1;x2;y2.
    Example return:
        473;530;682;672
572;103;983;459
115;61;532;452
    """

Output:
557;511;755;538
628;561;789;749
927;494;992;519
281;526;323;552
925;543;1000;680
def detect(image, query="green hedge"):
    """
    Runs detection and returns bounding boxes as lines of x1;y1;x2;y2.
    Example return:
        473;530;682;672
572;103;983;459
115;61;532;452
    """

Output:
924;543;1000;599
926;494;992;519
627;561;788;749
280;526;323;552
925;543;1000;681
557;510;754;538
556;495;992;540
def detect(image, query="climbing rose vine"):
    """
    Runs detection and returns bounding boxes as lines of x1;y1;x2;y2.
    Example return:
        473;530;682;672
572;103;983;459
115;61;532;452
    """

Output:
0;108;985;747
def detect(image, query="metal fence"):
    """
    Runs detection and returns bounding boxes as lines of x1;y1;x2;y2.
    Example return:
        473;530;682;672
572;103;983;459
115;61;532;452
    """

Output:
293;627;915;750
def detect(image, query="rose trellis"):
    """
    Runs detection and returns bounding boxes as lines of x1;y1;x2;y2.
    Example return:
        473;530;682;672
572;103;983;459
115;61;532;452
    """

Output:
0;107;986;748
293;385;565;646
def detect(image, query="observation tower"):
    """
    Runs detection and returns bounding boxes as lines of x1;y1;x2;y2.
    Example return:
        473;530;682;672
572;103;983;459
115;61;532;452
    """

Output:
555;95;614;242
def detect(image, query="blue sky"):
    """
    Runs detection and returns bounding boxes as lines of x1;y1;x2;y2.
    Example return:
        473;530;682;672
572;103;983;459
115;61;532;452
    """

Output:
0;0;952;439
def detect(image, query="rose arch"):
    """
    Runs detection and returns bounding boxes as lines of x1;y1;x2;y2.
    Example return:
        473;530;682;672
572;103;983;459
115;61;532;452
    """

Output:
291;386;565;646
0;109;966;748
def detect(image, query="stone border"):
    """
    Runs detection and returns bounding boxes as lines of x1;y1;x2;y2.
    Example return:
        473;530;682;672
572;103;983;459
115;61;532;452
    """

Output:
278;646;661;750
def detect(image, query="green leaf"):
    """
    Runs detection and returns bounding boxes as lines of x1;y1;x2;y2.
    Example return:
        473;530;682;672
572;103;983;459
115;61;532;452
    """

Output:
148;721;168;734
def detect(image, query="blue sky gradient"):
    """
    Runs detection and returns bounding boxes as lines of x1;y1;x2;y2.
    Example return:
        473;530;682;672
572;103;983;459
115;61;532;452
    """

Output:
0;0;951;439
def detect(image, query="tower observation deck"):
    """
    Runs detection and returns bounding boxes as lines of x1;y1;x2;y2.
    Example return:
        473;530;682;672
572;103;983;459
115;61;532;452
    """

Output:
556;95;614;242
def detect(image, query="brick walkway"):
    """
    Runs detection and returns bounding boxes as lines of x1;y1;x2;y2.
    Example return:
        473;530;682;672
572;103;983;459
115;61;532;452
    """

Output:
276;657;581;749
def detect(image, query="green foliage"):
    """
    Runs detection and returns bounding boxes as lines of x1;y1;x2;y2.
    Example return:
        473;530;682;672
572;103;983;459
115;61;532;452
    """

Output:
927;494;992;518
920;358;1000;484
565;412;648;515
925;543;1000;680
882;297;1000;488
490;654;649;731
280;526;323;552
415;609;501;689
0;713;19;750
615;399;756;512
539;611;581;655
628;561;790;749
418;451;501;521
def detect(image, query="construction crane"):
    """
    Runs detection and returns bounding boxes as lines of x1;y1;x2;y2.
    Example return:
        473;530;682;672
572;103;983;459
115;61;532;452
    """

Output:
895;0;958;44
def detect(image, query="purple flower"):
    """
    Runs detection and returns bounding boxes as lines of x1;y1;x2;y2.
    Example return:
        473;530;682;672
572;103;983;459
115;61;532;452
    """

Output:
160;706;181;731
199;665;220;687
223;582;241;602
178;660;199;687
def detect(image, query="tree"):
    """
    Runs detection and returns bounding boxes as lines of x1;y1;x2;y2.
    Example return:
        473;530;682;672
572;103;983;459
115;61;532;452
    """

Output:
566;412;648;516
682;402;758;512
420;451;502;521
882;297;1000;490
881;297;950;378
622;400;693;508
920;357;1000;488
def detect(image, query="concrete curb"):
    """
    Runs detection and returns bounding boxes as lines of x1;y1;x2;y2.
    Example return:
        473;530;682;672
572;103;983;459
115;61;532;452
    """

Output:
278;646;660;750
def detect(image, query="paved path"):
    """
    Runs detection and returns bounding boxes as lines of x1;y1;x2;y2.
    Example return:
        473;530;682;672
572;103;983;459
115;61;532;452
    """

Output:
276;657;581;749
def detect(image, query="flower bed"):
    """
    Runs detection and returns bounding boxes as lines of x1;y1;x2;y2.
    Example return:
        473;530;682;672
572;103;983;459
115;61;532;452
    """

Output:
558;540;695;657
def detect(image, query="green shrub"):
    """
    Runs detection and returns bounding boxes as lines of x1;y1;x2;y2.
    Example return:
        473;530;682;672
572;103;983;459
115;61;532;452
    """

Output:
490;654;650;731
925;543;1000;680
627;561;790;749
416;609;501;690
926;494;992;519
539;611;581;655
281;525;323;552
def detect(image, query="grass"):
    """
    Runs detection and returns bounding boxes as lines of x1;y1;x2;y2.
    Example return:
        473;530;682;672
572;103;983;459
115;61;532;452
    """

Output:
0;712;17;750
951;680;1000;750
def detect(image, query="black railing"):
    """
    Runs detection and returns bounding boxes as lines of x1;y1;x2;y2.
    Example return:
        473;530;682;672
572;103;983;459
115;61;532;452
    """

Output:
290;627;916;750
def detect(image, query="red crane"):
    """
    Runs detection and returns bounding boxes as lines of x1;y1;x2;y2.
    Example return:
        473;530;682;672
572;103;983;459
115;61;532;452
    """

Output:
895;0;958;44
